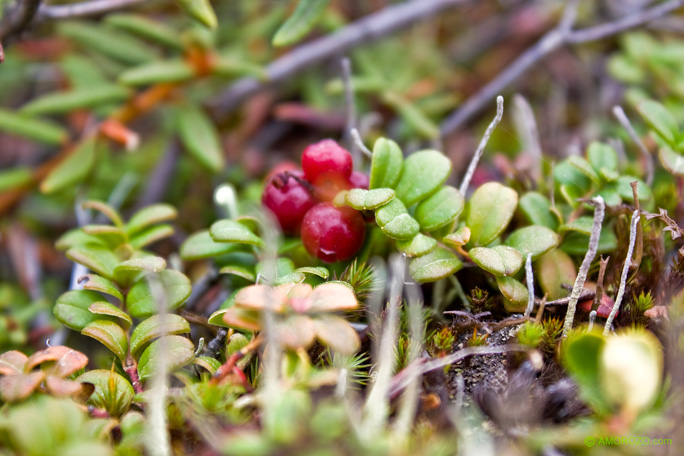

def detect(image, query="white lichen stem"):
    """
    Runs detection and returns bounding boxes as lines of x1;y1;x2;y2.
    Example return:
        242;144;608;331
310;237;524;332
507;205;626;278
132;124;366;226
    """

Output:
604;210;640;335
351;127;373;159
612;105;654;186
588;310;597;332
562;196;605;339
524;254;535;318
459;96;504;195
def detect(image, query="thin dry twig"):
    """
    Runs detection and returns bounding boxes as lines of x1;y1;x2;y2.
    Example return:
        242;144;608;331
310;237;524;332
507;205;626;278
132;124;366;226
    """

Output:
211;0;471;120
459;95;504;195
613;106;654;186
562;196;605;338
592;256;610;312
440;0;684;134
36;0;148;20
604;210;640;335
0;0;42;42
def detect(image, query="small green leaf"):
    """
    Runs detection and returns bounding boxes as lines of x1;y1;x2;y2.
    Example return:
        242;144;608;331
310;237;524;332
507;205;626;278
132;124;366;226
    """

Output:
66;245;119;280
180;230;244;260
138;335;195;381
82;200;124;228
559;216;594;235
219;265;257;282
274;272;306;285
126;269;192;318
129;224;174;249
208;308;232;327
177;106;224;172
659;146;684;176
126;204;177;235
567;156;599;183
273;0;331;46
496;276;529;312
345;188;395;210
375;198;420;240
637;99;678;144
393;150;452;206
537;249;576;300
57;21;159;64
294;267;330;279
194;356;222;374
119;59;194;86
0;109;68;145
518;192;558;230
370;137;403;190
78;274;123;302
561;331;609;415
82;320;128;361
505;225;559;260
0;167;32;193
443;226;471;249
54;290;117;331
587;142;618;176
212;56;267;79
561;231;618;255
113;255;166;286
88;302;132;329
414;186;464;231
130;315;191;358
210;219;264;246
82;225;126;246
409;247;463;283
105;14;184;51
175;0;218;28
466;182;518;247
469;246;523;277
77;370;134;417
40;136;97;194
396;234;437;257
22;86;131;116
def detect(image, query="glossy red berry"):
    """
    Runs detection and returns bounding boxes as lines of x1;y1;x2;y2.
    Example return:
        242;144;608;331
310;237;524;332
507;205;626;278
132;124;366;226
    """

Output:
348;171;369;189
300;203;366;263
262;171;317;235
301;139;353;184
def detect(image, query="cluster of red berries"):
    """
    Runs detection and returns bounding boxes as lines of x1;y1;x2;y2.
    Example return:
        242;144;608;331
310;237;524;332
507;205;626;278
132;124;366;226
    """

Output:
262;139;368;263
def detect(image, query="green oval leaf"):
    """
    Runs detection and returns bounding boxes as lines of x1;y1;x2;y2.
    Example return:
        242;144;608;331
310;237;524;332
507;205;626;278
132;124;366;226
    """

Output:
78;274;123;302
466;182;518;247
77;370;134;417
294;266;330;279
414;186;464;231
0;109;68;145
469;245;523;277
393;150;452;206
518;192;558;230
374;198;420;240
587;142;618;176
40;136;97;194
82;320;128;361
177;106;224;172
560;331;609;414
537;249;576;300
22;86;131;116
409;247;463;283
370;137;404;190
54;290;116;331
130;314;191;359
559;216;594;236
273;0;330;46
219;265;257;282
396;233;437;257
113;255;166;286
659;146;684;176
175;0;218;28
129;224;174;250
496;276;529;312
65;244;119;280
345;188;395;210
126;269;192;318
180;230;244;260
126;204;177;235
637;99;678;144
138;335;195;381
119;59;194;86
505;225;559;260
88;302;132;329
210;219;263;246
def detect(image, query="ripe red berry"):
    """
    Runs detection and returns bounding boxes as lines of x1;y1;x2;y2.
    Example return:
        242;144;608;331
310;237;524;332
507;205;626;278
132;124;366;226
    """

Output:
262;171;317;235
300;203;366;263
301;139;353;184
348;171;369;189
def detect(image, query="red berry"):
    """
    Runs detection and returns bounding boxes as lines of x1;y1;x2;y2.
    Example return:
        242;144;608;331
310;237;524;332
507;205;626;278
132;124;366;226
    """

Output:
348;171;369;189
301;139;353;184
264;161;298;183
300;203;366;263
262;171;317;235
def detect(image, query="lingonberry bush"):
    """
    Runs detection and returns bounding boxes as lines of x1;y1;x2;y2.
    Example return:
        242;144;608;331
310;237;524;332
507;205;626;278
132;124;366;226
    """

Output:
1;1;684;455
